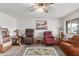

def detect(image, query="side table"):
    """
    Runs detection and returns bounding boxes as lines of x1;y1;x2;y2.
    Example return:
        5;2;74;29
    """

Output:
33;38;44;44
12;37;21;46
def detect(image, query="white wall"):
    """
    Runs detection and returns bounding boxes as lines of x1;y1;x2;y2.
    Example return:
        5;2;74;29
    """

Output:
0;11;60;38
0;11;17;35
60;9;79;37
17;18;60;38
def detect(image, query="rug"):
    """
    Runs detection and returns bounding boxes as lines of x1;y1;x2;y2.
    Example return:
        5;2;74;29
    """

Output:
23;47;58;56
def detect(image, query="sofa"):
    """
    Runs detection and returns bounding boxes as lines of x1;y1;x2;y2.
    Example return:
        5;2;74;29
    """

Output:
44;31;59;45
0;37;12;53
59;35;79;56
0;28;12;53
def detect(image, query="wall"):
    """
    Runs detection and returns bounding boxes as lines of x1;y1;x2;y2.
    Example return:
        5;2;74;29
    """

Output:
17;18;60;38
60;9;79;37
0;11;17;36
0;11;61;38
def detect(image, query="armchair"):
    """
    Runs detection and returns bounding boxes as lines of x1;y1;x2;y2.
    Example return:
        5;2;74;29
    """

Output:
22;29;34;45
44;31;58;45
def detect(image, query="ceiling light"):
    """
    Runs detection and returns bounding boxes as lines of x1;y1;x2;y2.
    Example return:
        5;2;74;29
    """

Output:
36;7;44;13
27;3;54;13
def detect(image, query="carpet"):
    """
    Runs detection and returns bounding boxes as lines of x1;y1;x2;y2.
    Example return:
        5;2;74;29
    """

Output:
23;47;58;56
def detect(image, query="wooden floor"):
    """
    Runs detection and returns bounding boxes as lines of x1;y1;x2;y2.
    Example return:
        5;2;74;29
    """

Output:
0;44;66;56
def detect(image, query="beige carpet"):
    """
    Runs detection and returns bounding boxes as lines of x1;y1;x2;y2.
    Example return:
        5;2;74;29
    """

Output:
0;45;66;56
23;47;58;56
0;45;26;56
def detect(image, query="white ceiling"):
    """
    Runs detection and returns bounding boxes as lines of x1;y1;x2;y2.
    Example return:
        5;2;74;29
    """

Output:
0;3;79;19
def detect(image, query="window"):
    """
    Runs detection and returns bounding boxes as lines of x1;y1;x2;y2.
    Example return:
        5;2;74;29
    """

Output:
66;18;79;34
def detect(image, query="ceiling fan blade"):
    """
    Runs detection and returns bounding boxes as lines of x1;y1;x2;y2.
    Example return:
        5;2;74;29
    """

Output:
30;8;37;12
27;5;35;10
43;8;48;13
48;3;54;5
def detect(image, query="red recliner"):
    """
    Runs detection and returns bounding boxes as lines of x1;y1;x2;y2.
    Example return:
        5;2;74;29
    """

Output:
44;31;58;45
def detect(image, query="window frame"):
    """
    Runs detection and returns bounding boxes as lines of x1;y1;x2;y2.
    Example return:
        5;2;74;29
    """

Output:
66;18;79;34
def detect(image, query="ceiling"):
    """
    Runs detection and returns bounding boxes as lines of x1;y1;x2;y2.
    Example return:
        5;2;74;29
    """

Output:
0;3;79;19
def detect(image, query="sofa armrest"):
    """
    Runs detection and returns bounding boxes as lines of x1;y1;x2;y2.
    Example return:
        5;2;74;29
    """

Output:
61;40;71;43
3;41;12;47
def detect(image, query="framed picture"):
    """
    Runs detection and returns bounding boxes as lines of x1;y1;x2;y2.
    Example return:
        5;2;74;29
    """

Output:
36;20;47;30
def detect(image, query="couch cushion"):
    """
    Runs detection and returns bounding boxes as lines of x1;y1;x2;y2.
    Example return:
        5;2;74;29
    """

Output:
3;41;12;47
60;42;74;48
69;39;79;47
59;42;79;55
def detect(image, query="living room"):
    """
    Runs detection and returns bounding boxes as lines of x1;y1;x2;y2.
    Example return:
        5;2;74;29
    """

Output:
0;3;79;56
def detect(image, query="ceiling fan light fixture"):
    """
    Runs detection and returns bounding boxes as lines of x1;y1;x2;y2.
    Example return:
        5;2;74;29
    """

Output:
28;3;54;13
36;7;44;13
36;6;48;13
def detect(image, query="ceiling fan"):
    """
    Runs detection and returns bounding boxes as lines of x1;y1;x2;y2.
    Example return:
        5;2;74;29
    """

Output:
28;3;54;13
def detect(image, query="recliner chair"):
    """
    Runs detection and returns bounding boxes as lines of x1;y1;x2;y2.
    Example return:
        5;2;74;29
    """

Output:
44;31;58;45
23;29;34;45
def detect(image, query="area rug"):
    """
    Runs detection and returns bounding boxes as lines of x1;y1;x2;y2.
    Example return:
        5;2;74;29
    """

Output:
23;47;58;56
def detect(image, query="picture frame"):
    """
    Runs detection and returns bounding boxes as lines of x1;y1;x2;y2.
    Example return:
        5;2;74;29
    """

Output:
36;20;47;30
